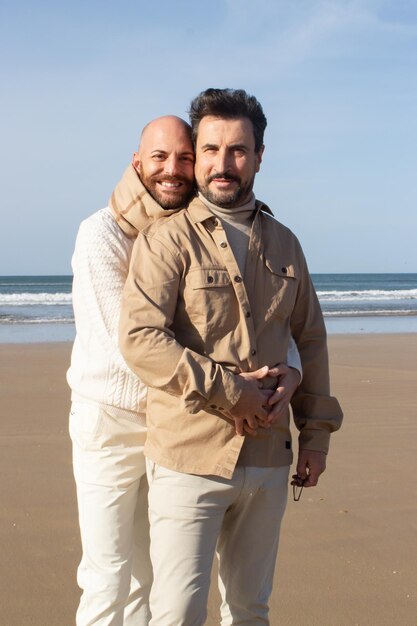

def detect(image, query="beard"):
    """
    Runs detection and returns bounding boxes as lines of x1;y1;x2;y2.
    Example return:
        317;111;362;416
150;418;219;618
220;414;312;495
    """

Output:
139;167;194;210
198;172;254;208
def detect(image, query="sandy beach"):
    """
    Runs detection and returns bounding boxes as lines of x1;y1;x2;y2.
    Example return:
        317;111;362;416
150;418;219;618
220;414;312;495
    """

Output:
1;335;416;626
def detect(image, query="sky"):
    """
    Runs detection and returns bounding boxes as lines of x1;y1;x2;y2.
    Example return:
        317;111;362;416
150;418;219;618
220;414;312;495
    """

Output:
1;0;416;274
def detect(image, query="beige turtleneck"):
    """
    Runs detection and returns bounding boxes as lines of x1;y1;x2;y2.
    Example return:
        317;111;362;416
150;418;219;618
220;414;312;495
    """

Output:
198;192;256;277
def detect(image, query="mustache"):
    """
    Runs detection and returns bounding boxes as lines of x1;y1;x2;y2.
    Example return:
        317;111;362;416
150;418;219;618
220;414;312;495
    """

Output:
207;172;240;184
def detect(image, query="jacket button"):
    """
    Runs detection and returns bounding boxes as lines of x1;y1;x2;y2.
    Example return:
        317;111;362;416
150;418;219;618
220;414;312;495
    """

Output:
251;348;257;355
234;276;242;283
245;311;251;318
220;241;227;248
281;267;287;274
207;275;214;283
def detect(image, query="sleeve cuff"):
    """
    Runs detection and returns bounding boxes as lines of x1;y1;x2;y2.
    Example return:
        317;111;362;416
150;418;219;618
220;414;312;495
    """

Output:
298;428;331;454
208;367;244;413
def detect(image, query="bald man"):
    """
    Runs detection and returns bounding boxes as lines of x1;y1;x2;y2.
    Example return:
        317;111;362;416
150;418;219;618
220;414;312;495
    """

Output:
67;116;195;626
67;116;301;625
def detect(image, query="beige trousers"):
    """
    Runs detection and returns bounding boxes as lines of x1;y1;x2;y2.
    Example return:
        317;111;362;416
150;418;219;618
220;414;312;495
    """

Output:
146;461;289;626
70;401;152;626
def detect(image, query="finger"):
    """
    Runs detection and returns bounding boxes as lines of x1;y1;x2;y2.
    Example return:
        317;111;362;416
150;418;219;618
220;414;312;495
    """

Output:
238;367;270;387
255;405;270;421
243;423;258;437
250;365;269;380
296;459;308;481
267;387;286;406
245;414;259;431
256;415;271;429
255;391;274;421
266;399;287;423
303;471;319;487
234;417;244;436
303;460;326;487
267;364;289;377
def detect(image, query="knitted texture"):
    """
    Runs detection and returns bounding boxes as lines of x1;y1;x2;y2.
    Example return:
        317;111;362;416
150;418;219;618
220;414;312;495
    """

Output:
67;207;147;414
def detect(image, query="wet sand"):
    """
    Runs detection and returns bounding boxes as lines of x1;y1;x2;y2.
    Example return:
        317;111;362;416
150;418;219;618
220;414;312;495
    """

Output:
0;335;416;625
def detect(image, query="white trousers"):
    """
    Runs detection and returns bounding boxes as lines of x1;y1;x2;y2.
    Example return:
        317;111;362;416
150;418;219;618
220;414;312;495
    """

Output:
70;402;152;626
146;462;289;626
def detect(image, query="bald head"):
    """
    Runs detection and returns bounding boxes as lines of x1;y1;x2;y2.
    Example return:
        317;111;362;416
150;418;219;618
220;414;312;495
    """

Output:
133;115;195;209
139;115;191;148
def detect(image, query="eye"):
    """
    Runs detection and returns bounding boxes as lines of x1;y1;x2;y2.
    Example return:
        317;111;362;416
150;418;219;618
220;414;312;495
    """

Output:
152;153;166;161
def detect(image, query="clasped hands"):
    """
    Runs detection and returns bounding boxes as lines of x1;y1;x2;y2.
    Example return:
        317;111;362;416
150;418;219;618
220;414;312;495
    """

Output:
228;364;301;437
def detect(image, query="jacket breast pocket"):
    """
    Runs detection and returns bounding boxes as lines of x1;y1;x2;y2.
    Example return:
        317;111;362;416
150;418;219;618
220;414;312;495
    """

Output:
264;258;298;320
183;268;236;332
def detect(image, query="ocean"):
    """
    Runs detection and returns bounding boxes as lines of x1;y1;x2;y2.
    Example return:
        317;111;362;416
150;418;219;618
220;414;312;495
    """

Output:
1;274;417;343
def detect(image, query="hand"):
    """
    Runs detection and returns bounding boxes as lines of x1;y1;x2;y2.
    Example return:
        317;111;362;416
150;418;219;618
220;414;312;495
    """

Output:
238;365;274;433
292;449;326;488
229;367;273;436
265;364;301;426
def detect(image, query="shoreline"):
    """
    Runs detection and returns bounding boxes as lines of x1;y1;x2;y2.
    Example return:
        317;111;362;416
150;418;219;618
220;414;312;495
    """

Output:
1;329;417;348
1;314;417;344
1;336;417;625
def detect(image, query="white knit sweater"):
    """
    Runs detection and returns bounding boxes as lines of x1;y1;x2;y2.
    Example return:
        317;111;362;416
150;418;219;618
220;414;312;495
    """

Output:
67;206;147;418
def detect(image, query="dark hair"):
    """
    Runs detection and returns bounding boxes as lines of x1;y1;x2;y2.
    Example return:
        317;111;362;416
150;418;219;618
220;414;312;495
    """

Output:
189;88;267;152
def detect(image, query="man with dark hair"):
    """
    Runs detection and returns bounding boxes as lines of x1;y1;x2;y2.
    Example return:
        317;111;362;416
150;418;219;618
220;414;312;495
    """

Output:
189;87;267;152
120;89;343;625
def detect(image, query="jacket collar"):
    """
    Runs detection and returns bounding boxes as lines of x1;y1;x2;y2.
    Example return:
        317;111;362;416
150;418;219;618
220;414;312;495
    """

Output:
187;195;274;224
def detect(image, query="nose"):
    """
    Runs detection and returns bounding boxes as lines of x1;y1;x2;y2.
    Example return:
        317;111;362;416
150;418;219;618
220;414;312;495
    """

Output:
164;155;181;176
214;148;231;174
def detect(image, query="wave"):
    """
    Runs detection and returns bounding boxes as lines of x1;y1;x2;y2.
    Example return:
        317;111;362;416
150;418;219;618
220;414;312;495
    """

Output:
0;292;72;305
323;309;417;318
0;280;71;287
317;289;417;301
0;316;74;324
1;289;416;305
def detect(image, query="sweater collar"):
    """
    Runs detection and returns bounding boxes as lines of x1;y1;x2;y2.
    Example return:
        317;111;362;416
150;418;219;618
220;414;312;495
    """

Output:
197;192;256;224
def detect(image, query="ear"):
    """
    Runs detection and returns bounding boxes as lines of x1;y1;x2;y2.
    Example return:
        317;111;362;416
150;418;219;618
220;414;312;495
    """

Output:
132;151;141;174
255;145;264;173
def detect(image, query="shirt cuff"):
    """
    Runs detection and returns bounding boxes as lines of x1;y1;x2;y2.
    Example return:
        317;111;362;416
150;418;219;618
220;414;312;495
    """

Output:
298;428;331;454
208;367;244;413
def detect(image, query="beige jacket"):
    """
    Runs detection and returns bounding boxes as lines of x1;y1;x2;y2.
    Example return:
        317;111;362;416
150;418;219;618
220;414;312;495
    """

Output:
120;196;343;479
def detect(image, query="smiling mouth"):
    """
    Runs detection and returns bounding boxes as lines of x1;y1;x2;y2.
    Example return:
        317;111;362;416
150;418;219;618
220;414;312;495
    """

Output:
157;179;183;191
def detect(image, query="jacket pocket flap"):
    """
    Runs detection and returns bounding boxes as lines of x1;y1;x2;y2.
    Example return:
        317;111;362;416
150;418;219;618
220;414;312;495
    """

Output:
264;258;296;279
188;268;232;289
